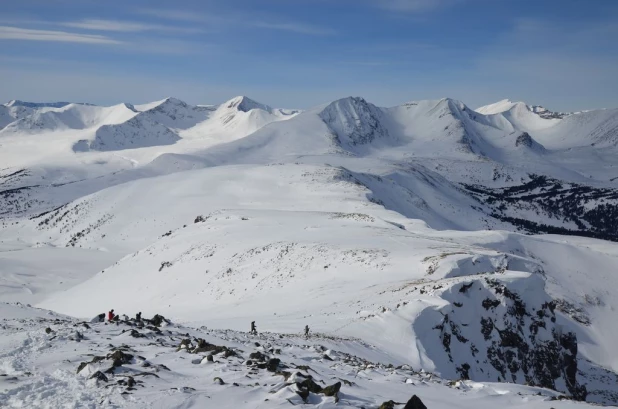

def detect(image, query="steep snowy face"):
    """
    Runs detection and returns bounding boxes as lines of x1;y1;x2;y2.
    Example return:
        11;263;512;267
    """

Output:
476;99;521;115
73;115;180;152
476;100;566;132
536;108;618;149
319;97;390;148
224;96;274;113
0;104;35;129
139;97;211;130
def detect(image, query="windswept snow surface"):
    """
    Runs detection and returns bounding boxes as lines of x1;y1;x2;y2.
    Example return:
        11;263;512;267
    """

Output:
2;95;618;408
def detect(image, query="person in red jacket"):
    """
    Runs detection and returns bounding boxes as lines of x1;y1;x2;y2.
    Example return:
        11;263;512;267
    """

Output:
108;309;115;321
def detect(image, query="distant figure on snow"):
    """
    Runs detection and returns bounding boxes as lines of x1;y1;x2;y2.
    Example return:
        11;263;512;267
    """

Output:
108;309;115;321
136;312;142;322
250;321;257;335
304;325;310;338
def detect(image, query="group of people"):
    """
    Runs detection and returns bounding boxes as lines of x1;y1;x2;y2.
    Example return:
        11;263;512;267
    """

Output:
107;309;142;322
102;311;310;337
250;321;311;338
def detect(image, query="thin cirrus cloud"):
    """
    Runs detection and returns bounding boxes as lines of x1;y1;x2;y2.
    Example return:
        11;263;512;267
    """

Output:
0;26;121;44
139;8;336;36
252;21;336;36
375;0;461;12
59;19;204;34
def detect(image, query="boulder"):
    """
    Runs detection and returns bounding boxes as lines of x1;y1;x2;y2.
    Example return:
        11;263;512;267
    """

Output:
322;381;341;397
266;358;280;372
403;395;427;409
89;371;108;382
296;377;322;393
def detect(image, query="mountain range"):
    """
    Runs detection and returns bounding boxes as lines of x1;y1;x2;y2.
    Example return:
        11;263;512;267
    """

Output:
1;94;618;408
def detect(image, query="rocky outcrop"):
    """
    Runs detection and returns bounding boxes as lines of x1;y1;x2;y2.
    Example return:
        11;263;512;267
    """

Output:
422;274;588;400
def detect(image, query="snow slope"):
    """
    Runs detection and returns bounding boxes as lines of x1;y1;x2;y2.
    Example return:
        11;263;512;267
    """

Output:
2;94;618;407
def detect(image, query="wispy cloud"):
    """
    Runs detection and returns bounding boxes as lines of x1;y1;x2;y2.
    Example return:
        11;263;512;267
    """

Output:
60;19;203;34
375;0;461;12
139;8;336;36
0;26;121;44
253;21;336;36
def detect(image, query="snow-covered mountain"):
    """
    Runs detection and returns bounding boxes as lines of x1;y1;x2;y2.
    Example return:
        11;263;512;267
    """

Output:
2;94;618;408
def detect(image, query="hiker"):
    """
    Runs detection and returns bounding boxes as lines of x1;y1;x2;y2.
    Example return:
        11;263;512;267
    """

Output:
136;312;142;322
250;321;257;335
304;325;310;338
108;309;115;321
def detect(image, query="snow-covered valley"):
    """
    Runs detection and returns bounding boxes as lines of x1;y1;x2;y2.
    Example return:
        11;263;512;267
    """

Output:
1;95;618;408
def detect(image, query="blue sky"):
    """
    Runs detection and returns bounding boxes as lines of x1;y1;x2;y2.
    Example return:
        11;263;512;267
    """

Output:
1;0;617;111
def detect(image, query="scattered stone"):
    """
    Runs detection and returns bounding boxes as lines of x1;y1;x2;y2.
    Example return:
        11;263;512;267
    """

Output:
296;377;322;393
214;377;225;385
107;350;134;368
249;351;268;362
266;358;280;372
45;327;52;334
322;381;341;397
379;401;397;409
89;371;108;382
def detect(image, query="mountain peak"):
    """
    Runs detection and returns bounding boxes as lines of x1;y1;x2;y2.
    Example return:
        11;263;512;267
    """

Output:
224;96;273;113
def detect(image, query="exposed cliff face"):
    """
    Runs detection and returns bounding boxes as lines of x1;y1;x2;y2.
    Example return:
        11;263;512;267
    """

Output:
319;97;390;148
414;268;588;400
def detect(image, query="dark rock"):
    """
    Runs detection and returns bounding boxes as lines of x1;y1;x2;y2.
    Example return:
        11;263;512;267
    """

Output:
206;355;214;362
213;377;225;385
107;350;134;367
379;401;396;409
321;381;341;397
89;371;108;382
266;358;280;372
296;389;309;402
129;329;144;338
151;314;166;327
126;376;136;388
245;360;253;366
296;377;322;393
77;362;88;374
459;282;474;293
249;351;267;362
403;395;427;409
322;354;334;361
45;327;52;334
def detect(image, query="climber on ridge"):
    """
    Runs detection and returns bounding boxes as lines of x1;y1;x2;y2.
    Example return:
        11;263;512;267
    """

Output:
108;309;115;322
250;321;257;335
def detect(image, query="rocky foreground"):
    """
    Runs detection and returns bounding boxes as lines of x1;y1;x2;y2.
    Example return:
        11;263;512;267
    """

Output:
0;302;600;409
